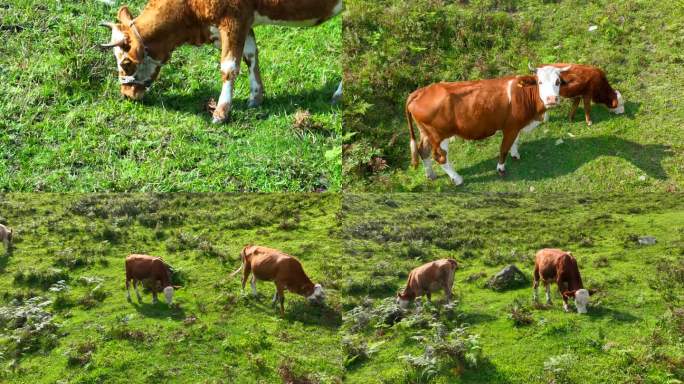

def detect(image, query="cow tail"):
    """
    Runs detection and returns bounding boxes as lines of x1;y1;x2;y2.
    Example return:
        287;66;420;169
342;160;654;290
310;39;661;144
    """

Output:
406;92;420;168
229;248;247;278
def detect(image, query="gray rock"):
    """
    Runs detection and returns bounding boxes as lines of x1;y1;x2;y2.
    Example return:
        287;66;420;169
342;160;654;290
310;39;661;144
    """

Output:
638;236;656;245
487;264;528;291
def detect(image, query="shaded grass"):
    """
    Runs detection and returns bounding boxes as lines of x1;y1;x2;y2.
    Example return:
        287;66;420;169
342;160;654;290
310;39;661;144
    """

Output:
343;0;684;192
0;0;341;192
0;193;344;383
341;193;684;383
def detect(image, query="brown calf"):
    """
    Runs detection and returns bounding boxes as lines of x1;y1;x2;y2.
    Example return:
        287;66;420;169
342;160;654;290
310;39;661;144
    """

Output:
533;248;590;313
406;66;569;185
100;0;343;123
0;224;13;252
542;63;624;125
397;259;458;308
230;245;324;316
125;254;178;305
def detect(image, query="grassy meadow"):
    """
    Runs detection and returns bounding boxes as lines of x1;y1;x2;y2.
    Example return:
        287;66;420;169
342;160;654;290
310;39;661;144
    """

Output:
343;0;684;192
340;193;684;383
0;193;344;383
0;0;341;192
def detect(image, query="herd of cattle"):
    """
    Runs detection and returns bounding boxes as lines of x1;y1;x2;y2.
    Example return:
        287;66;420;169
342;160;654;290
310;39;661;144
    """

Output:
1;222;591;315
406;63;624;185
125;244;592;315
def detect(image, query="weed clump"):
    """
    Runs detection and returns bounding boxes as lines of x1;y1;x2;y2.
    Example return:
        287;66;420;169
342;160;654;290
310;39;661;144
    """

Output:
507;298;534;327
0;297;60;360
543;354;577;384
65;341;96;367
13;268;69;290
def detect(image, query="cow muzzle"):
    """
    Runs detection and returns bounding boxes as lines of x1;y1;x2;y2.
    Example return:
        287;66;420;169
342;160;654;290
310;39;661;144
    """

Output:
121;84;147;100
544;95;560;107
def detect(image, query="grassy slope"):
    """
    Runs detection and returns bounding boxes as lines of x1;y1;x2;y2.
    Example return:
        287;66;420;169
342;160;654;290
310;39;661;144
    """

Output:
341;193;684;383
343;0;684;192
0;194;344;383
0;0;341;192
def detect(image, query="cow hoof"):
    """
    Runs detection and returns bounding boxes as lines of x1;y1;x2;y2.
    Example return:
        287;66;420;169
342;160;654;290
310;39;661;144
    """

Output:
452;177;464;186
248;98;263;108
586;120;593;126
511;155;520;161
498;169;506;177
426;172;437;181
211;116;226;124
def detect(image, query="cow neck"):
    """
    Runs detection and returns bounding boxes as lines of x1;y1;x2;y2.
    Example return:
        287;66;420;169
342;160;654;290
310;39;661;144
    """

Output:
520;83;548;117
132;10;193;63
295;281;315;297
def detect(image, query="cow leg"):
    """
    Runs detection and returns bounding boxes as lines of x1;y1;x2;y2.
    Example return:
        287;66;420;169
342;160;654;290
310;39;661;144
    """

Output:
331;81;342;104
497;129;517;176
426;291;432;303
133;280;142;303
212;18;249;124
241;261;251;292
250;275;258;297
583;97;592;126
437;139;464;186
242;29;264;108
276;284;286;316
272;291;278;305
152;290;158;304
533;266;540;302
126;279;132;302
510;133;521;160
545;284;552;305
418;135;437;180
569;97;580;121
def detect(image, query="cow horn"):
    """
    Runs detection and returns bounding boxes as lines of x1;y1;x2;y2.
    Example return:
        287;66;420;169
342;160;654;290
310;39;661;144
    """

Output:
528;62;536;72
100;22;126;48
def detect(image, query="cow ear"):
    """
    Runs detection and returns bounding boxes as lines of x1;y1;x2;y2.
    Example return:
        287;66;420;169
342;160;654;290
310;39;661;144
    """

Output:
588;289;597;296
562;290;576;298
117;6;134;25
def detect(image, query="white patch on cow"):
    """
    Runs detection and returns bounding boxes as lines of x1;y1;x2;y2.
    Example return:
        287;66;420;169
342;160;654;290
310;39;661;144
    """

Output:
242;34;261;105
533;285;538;301
332;81;343;103
250;276;257;296
610;90;625;114
574;289;590;314
217;80;233;108
507;79;513;104
220;58;238;77
331;0;344;16
563;302;570;312
535;65;570;108
497;162;506;173
397;298;409;309
522;119;541;133
272;291;278;304
510;135;521;159
134;282;142;302
422;158;437;180
163;286;174;305
439;139;464;186
545;285;551;304
209;25;220;48
307;284;325;303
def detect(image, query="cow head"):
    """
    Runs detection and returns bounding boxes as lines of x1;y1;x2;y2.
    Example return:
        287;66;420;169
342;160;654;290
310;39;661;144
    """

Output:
563;288;591;314
163;286;175;305
396;290;411;309
609;90;625;114
307;284;325;304
101;7;163;100
526;64;571;108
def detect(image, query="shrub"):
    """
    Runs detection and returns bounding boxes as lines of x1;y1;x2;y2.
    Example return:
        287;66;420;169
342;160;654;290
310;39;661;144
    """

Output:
543;354;577;384
0;297;60;359
13;268;69;290
65;341;96;367
508;298;534;327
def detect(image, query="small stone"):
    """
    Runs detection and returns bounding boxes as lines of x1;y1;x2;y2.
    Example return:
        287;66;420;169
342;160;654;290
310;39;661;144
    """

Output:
638;236;656;245
529;186;535;192
638;175;647;181
555;138;564;145
588;25;598;32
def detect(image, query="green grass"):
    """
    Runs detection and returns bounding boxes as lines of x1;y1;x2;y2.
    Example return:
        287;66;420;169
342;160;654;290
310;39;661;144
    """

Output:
343;0;684;192
341;193;684;383
0;193;344;383
0;0;341;192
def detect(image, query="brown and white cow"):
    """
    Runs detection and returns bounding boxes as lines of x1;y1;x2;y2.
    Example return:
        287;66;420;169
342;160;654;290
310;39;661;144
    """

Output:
229;245;324;316
125;254;178;305
541;63;624;126
533;248;590;313
0;224;13;252
100;1;343;123
396;259;458;308
406;66;570;185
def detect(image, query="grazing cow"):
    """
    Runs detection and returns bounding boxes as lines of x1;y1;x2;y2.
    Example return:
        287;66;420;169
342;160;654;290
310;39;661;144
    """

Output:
533;248;590;313
125;254;178;305
0;224;12;252
540;63;624;126
229;245;324;316
406;66;570;185
100;1;343;123
396;259;458;308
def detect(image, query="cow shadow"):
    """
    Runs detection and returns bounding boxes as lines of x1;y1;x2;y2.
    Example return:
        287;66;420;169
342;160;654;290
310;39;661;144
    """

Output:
547;100;641;125
129;300;187;320
145;80;340;122
460;310;498;325
242;294;342;328
0;248;12;273
458;135;672;183
585;305;640;323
